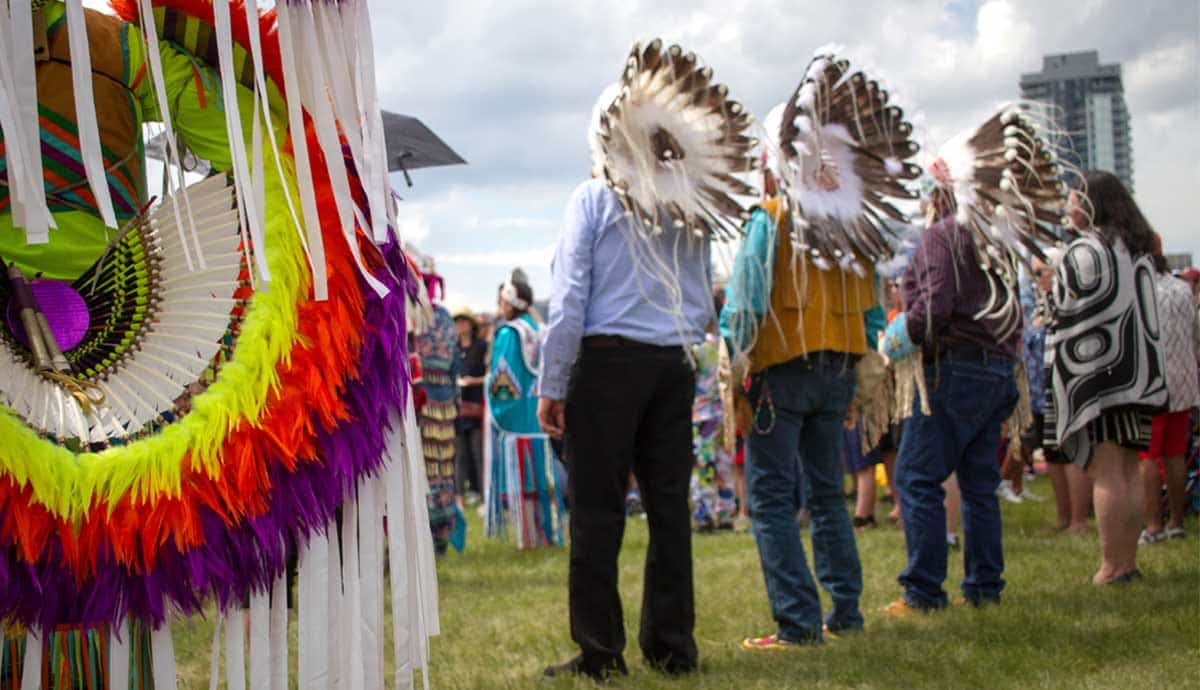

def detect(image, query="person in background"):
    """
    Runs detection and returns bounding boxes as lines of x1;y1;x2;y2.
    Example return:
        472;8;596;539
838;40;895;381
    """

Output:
845;296;889;530
882;178;1018;613
537;82;716;679
843;414;883;530
944;474;962;550
413;262;465;557
731;438;751;531
691;291;737;531
1180;267;1200;306
881;281;904;524
1022;257;1084;530
454;309;488;505
1137;246;1200;543
485;275;565;550
721;161;874;648
478;313;496;347
1044;172;1167;585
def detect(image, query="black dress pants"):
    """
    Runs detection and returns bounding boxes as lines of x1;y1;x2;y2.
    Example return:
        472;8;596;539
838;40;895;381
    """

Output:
564;338;698;674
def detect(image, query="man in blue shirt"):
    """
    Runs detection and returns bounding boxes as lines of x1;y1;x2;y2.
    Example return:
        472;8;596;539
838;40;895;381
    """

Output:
537;175;712;680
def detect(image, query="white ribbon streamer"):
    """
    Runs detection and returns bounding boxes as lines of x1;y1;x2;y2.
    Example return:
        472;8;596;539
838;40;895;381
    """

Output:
359;475;385;690
63;0;117;229
350;1;398;238
19;627;40;690
342;491;366;690
213;0;270;287
270;571;289;690
108;619;131;690
240;0;319;298
298;531;331;690
151;623;179;690
136;0;201;270
274;1;329;301
208;615;222;690
286;3;388;299
0;1;53;244
225;607;247;690
327;521;344;690
249;590;271;690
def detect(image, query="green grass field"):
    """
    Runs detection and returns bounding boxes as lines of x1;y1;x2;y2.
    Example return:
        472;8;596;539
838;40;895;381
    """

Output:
173;481;1200;689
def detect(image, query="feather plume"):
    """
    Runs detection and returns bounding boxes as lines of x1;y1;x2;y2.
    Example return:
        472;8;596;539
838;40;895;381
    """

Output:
773;49;921;270
591;38;759;240
930;104;1070;342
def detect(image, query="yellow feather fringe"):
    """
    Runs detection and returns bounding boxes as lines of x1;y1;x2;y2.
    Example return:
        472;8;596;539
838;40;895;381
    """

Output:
0;137;310;518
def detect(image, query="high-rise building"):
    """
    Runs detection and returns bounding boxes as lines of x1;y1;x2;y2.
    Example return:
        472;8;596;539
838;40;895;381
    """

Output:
1019;51;1134;192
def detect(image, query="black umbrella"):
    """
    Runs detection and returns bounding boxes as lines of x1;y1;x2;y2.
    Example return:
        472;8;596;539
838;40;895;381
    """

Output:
379;110;466;186
144;110;465;187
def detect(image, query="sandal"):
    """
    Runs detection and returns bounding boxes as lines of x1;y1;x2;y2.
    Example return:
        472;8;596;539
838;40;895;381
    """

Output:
1098;569;1143;585
852;515;877;530
1138;529;1166;545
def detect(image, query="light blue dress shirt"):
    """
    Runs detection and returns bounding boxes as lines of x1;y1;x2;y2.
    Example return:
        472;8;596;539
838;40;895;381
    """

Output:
538;179;714;400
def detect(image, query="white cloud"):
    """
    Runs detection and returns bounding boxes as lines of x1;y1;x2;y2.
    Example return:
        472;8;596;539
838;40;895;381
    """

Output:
396;211;431;245
89;0;1200;305
438;243;556;268
976;0;1034;62
384;0;1199;306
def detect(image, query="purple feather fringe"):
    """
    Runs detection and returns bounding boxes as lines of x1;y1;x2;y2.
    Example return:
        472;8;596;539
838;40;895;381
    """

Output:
0;241;415;631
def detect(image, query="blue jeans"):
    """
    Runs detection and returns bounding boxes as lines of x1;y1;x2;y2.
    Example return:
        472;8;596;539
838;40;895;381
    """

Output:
896;357;1017;608
746;355;862;641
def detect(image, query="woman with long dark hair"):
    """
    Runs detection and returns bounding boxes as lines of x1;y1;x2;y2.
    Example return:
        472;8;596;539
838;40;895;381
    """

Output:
1044;170;1168;584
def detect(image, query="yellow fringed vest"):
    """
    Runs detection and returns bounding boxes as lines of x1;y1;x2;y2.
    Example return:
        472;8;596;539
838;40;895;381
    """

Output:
749;198;878;373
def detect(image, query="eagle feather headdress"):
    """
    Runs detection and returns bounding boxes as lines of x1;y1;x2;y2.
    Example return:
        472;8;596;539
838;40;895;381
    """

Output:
890;104;1070;430
591;38;759;240
771;48;923;273
930;104;1071;342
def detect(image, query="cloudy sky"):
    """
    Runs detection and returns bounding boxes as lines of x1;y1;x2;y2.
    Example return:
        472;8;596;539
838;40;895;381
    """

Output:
82;0;1199;310
359;0;1198;311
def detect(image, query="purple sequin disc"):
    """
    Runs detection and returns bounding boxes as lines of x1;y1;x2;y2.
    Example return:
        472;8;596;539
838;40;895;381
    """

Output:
6;279;90;352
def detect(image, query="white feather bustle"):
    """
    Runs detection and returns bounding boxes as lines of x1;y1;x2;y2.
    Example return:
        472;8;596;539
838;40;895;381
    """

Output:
785;120;864;224
592;40;758;239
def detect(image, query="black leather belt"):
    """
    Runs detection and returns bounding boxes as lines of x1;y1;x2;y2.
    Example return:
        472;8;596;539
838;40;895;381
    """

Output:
936;344;1011;364
582;334;682;351
801;350;861;367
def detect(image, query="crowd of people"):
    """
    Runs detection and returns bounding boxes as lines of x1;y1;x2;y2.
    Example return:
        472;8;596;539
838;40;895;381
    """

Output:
401;48;1200;683
8;5;1192;687
402;140;1200;680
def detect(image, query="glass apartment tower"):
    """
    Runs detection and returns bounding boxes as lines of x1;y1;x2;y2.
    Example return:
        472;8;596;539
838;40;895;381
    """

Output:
1019;51;1134;192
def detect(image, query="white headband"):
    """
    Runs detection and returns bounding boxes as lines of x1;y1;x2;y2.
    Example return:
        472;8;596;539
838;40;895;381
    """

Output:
500;282;529;311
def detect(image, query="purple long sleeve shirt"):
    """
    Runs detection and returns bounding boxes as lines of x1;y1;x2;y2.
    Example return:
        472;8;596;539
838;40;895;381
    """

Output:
900;215;1019;355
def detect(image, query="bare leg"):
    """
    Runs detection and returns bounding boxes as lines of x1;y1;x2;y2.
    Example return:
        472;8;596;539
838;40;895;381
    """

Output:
854;468;876;520
1140;459;1164;535
1163;455;1188;531
733;463;748;519
1047;462;1071;530
1067;464;1093;533
883;450;901;522
1000;442;1024;496
944;472;961;537
1088;443;1142;583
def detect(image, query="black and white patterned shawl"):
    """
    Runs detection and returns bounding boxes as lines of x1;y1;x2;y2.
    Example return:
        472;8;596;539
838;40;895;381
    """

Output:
1045;234;1168;463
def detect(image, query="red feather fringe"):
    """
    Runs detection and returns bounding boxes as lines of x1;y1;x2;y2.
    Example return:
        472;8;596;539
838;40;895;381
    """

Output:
0;2;381;577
